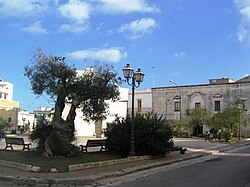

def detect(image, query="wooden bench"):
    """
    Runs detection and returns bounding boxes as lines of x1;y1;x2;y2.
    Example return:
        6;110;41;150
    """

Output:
80;139;107;152
4;137;31;151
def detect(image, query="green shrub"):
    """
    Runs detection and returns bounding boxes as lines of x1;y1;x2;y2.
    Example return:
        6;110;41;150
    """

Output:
29;117;53;152
104;113;173;156
0;117;10;138
223;129;232;142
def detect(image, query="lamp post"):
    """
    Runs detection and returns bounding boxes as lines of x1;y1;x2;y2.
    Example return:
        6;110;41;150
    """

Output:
123;64;144;156
238;103;242;141
169;80;181;120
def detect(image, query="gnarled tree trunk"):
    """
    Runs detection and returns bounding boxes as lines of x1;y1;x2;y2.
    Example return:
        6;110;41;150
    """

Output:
43;94;79;158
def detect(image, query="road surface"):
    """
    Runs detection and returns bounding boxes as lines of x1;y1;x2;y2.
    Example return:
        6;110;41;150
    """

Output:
100;145;250;187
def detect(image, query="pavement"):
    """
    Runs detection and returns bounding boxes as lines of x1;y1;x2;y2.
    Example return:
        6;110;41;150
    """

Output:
0;136;250;186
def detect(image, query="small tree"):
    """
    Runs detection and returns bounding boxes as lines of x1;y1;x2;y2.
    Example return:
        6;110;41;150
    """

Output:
223;129;232;142
187;108;211;136
29;117;53;152
174;119;186;136
0;117;10;138
211;103;245;133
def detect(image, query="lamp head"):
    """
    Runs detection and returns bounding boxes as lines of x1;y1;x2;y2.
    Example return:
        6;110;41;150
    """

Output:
134;68;144;83
123;64;134;79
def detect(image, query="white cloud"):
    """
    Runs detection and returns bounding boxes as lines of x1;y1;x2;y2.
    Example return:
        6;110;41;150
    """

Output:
60;23;89;33
237;27;249;42
234;0;250;44
118;18;157;40
67;48;127;63
98;0;159;14
21;21;48;35
172;52;186;58
58;0;91;23
241;73;250;78
57;0;91;33
174;72;180;76
0;0;48;17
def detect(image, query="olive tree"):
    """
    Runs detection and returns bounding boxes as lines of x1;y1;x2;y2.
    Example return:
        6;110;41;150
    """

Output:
25;49;121;157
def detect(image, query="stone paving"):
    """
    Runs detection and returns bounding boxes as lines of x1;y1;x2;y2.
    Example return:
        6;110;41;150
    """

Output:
174;137;224;149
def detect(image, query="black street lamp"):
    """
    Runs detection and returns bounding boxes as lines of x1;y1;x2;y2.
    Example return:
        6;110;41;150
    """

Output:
53;56;66;62
238;103;242;141
123;64;144;156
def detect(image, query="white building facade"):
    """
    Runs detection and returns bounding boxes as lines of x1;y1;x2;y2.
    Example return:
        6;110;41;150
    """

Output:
17;110;35;133
0;78;13;101
62;87;129;137
127;89;152;115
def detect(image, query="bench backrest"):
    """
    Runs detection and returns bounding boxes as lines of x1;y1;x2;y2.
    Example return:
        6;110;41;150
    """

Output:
87;139;106;146
5;137;24;145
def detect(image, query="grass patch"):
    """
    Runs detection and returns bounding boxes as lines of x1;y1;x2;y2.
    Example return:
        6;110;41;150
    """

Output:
0;150;122;173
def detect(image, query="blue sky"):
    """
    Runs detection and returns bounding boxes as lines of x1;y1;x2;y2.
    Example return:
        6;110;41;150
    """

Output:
1;0;250;111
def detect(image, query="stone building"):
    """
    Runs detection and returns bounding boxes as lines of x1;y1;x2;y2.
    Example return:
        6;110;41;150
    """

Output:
152;76;250;136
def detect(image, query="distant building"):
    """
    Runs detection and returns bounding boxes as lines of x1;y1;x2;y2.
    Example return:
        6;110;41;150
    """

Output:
127;89;152;115
33;107;54;125
0;78;19;132
152;76;250;137
17;110;34;133
0;77;13;100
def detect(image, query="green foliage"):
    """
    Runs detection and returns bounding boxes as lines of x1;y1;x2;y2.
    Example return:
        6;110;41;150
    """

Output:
188;108;211;136
24;48;77;99
29;117;53;152
223;129;232;142
0;117;10;138
24;49;121;122
105;113;173;156
78;64;121;121
173;120;186;136
211;104;244;131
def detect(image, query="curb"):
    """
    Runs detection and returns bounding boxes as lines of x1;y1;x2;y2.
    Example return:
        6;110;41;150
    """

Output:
69;155;152;171
218;141;250;152
0;160;40;172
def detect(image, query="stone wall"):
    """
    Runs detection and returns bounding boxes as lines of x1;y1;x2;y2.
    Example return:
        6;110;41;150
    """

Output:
152;81;250;136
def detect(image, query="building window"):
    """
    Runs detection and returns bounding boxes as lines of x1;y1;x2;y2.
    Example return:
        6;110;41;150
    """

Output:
174;102;180;111
241;100;247;110
137;99;142;113
195;102;201;109
215;101;221;111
